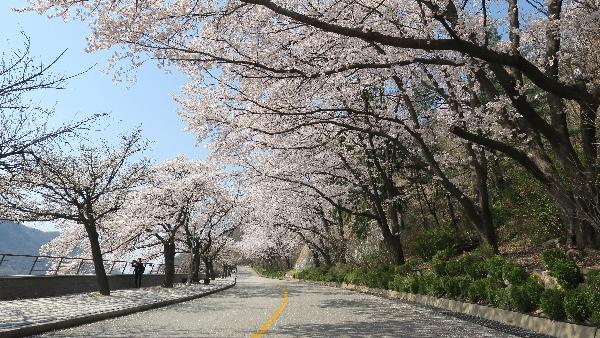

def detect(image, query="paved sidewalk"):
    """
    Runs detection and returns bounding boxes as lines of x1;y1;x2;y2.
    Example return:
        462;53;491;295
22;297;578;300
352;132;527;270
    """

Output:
0;279;235;337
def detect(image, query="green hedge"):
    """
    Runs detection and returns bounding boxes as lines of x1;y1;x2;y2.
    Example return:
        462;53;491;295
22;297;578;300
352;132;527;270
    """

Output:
290;249;598;326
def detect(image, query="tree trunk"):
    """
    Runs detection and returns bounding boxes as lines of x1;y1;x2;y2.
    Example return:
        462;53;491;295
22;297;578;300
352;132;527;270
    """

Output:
546;188;600;249
192;249;201;283
163;240;176;288
84;223;110;295
202;256;211;284
387;234;405;265
310;248;321;267
209;259;215;280
336;207;348;264
446;193;459;229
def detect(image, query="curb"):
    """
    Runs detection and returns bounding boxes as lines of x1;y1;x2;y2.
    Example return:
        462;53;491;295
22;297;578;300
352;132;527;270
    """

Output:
289;278;598;338
2;280;236;338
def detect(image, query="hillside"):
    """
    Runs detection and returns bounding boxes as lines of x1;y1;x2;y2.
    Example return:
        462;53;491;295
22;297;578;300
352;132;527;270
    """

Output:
0;221;60;275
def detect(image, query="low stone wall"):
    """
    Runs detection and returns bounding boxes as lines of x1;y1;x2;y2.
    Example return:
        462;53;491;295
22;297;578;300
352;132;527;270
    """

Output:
0;274;189;301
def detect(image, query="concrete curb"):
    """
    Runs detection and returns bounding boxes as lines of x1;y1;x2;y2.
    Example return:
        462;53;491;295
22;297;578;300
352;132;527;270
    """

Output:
289;278;598;338
1;280;236;338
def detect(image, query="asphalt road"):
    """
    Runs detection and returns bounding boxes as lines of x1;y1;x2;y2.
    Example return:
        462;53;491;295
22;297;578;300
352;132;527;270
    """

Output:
38;266;539;337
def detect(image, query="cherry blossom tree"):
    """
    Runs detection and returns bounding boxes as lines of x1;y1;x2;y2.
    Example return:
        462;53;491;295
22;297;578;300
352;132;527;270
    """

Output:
1;130;149;295
27;0;600;249
111;156;236;286
181;179;240;284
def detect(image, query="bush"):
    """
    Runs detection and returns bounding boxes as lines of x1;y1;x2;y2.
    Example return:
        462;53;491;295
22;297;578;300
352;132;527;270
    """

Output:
502;261;528;285
541;248;568;271
586;270;600;293
406;275;423;294
393;260;419;277
410;226;459;261
551;259;582;290
486;255;505;284
564;289;591;323
461;257;487;281
388;274;406;292
484;282;502;306
419;273;437;295
470;244;497;260
428;277;445;297
431;249;453;276
466;279;489;303
432;257;447;276
343;269;360;284
490;287;512;310
325;266;351;283
255;266;286;278
443;276;470;299
524;276;545;307
509;285;534;312
540;289;566;320
445;260;464;277
540;248;581;290
362;267;394;289
585;288;600;325
508;278;543;313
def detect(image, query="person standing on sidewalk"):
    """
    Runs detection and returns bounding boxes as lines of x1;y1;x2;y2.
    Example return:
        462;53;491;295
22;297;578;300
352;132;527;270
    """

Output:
131;258;145;288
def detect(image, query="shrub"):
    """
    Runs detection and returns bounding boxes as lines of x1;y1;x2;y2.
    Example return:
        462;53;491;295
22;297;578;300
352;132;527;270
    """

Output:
524;276;545;308
393;260;419;277
431;249;453;276
419;273;437;295
428;277;445;297
564;289;591;323
490;287;512;310
551;259;582;290
343;269;360;284
362;267;394;289
484;282;503;306
445;260;464;277
460;256;487;281
541;248;568;271
585;288;600;325
486;255;505;284
443;276;470;299
502;261;528;285
540;248;581;290
509;285;535;312
508;278;543;313
432;257;447;276
326;266;351;283
470;243;497;260
388;275;406;292
409;226;459;261
586;270;600;293
406;275;423;294
466;279;489;303
540;289;566;320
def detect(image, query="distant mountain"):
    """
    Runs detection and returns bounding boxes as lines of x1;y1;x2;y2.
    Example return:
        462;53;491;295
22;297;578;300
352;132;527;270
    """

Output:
0;221;60;275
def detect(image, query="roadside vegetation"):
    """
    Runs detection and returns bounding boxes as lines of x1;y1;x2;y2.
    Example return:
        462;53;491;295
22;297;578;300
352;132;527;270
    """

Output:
268;247;600;326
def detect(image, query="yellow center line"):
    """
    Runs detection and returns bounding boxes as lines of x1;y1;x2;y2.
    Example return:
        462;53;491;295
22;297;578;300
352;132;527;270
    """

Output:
250;288;289;338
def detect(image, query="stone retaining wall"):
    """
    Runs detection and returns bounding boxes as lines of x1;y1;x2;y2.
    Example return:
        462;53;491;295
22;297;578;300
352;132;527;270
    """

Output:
0;274;189;300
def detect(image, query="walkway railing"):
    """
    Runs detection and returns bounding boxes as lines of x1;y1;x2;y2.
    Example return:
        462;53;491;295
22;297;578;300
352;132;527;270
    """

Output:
0;253;184;276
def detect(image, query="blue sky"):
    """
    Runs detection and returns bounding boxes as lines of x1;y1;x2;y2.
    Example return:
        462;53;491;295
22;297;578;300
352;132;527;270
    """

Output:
1;1;204;160
1;1;206;231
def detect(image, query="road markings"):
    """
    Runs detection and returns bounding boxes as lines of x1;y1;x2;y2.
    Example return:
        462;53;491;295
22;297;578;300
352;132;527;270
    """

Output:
251;287;289;337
